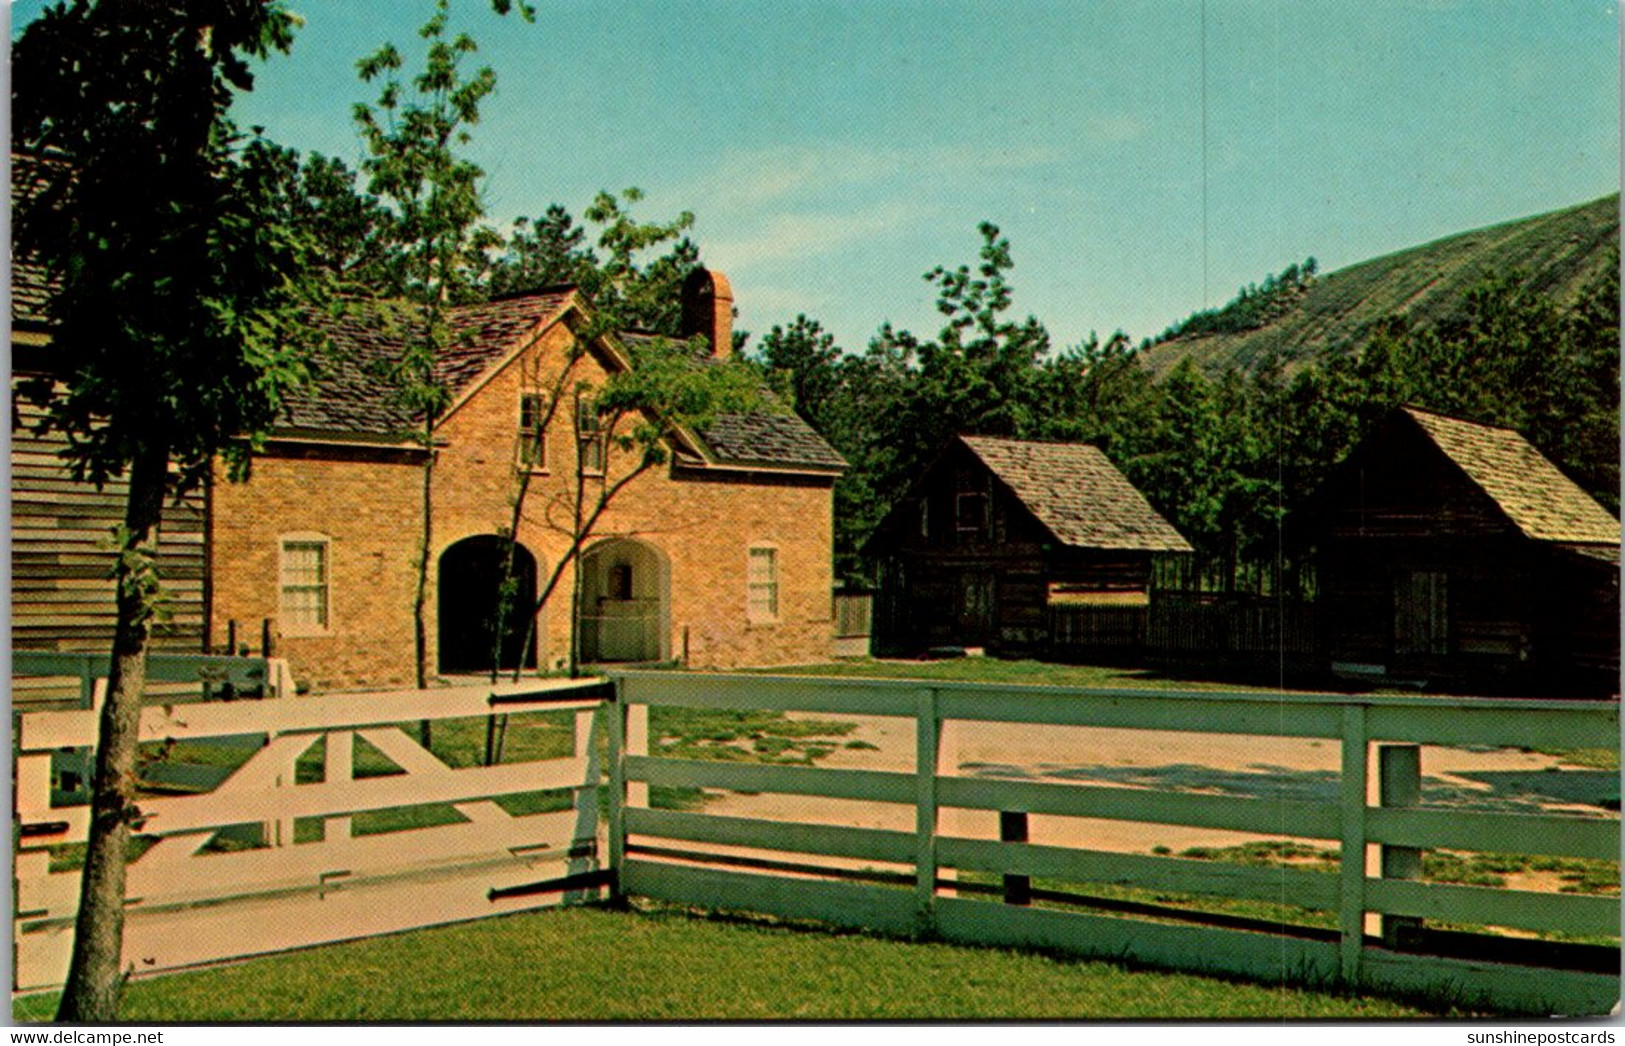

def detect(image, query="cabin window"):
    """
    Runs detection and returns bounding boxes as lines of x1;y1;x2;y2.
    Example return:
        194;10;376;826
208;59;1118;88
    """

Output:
956;492;988;535
1394;570;1448;656
577;396;605;475
279;536;330;633
747;545;779;623
518;392;548;469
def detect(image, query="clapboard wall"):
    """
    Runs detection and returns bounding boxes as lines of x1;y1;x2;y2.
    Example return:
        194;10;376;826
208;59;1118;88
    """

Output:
12;381;208;700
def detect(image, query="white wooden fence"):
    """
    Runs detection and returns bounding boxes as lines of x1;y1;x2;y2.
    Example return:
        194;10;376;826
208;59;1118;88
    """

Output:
13;679;609;992
608;672;1621;1017
14;669;1619;1015
13;651;297;709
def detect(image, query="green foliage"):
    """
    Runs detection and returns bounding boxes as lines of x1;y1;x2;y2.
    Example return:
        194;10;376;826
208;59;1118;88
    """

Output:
774;218;1618;588
1152;258;1318;342
12;2;322;493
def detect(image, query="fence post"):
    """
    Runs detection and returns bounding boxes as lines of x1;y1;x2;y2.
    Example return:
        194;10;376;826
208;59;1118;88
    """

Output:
1338;703;1369;985
1378;744;1423;949
1000;811;1031;906
607;680;628;903
566;704;606;903
325;730;353;841
914;687;940;935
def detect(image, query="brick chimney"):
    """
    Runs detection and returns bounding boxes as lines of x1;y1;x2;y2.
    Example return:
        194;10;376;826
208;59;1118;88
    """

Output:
680;267;734;358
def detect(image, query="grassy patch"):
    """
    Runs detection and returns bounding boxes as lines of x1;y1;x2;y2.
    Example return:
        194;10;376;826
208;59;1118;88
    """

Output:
651;706;857;765
11;904;1456;1021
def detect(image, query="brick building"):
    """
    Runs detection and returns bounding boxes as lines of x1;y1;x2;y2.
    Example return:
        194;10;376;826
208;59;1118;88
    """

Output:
13;194;847;692
209;270;845;691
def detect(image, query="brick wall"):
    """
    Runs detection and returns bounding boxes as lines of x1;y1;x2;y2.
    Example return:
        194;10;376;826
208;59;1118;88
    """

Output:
210;447;424;692
211;320;837;692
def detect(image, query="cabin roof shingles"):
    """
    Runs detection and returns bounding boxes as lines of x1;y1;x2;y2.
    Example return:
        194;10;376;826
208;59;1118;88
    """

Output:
960;435;1192;553
1403;407;1620;546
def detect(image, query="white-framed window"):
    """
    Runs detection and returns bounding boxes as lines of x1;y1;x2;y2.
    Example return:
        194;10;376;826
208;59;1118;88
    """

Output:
518;391;548;470
279;535;330;634
747;544;779;623
577;396;605;475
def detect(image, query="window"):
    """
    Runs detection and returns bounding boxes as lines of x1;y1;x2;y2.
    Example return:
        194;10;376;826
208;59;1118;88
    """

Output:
955;492;988;534
518;392;547;469
747;545;779;623
919;498;930;539
577;396;605;475
280;537;330;633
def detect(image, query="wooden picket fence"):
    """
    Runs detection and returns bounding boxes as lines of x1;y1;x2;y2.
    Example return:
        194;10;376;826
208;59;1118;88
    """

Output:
12;678;611;992
608;671;1621;1016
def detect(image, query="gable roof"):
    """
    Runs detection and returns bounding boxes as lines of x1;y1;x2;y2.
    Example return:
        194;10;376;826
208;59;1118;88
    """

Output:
1401;407;1620;545
281;292;843;472
959;435;1192;552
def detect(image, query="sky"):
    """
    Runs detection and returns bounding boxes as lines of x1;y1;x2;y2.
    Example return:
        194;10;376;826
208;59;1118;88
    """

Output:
10;0;1621;353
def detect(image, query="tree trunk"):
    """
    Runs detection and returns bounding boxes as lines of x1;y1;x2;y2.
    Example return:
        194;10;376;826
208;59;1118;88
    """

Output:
56;442;170;1022
414;438;435;690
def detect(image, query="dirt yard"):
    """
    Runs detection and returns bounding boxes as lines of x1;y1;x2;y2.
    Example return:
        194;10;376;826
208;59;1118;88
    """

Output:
694;711;1618;858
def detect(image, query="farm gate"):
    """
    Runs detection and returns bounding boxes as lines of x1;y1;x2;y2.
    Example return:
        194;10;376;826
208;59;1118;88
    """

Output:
13;676;610;992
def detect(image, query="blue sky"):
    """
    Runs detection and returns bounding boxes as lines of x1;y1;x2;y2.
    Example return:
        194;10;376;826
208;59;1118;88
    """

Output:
11;1;1621;353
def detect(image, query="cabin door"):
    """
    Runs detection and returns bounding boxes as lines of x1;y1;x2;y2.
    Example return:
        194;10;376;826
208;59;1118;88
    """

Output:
955;569;996;648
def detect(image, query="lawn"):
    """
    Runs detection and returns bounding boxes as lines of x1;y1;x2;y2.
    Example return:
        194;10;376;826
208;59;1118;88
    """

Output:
11;903;1459;1021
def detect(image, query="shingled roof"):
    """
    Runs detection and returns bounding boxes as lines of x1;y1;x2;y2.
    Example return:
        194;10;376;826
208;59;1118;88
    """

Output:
614;330;845;472
960;435;1192;552
1402;407;1620;545
280;293;843;471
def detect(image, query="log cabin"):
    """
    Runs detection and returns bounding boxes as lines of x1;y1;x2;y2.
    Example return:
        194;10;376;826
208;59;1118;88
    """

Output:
1309;406;1619;696
870;435;1192;657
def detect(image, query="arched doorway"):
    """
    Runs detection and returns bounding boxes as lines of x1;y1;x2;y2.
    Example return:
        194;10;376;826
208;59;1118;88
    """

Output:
438;536;539;674
578;538;670;663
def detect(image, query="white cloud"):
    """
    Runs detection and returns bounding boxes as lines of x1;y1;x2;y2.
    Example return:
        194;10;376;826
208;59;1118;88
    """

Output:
705;200;932;269
680;141;1063;211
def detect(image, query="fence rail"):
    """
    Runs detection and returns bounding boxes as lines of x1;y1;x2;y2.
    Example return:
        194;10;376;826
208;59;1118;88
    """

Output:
608;671;1621;1016
12;650;296;709
12;677;610;992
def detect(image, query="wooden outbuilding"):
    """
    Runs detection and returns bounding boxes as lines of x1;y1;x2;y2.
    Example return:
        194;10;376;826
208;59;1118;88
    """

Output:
870;435;1192;657
1309;406;1619;696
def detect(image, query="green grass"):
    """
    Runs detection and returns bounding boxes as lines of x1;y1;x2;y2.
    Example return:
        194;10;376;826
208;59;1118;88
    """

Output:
10;904;1458;1021
650;706;858;764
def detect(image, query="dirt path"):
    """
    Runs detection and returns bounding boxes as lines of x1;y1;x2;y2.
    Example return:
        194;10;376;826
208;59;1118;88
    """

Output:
693;711;1616;858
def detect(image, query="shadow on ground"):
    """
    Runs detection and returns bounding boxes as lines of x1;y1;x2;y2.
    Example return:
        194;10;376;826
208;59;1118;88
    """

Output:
957;760;1618;815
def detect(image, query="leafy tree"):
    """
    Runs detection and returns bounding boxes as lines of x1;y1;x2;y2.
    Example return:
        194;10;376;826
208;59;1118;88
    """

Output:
488;196;762;676
253;143;395;292
352;0;529;688
11;0;319;1021
753;314;844;434
485;204;596;296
